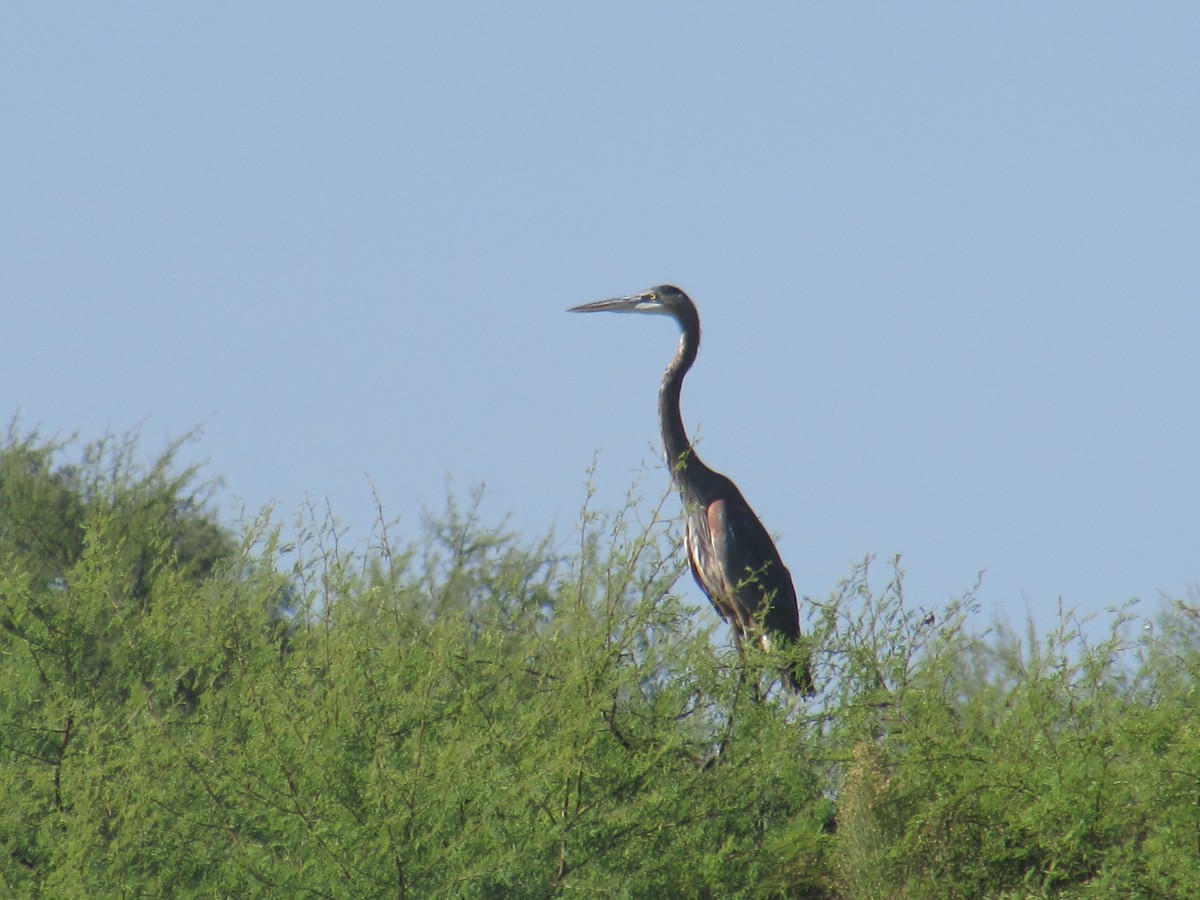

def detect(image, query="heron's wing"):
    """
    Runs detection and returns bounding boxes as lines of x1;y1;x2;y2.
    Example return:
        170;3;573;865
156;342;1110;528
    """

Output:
695;492;810;693
706;496;800;640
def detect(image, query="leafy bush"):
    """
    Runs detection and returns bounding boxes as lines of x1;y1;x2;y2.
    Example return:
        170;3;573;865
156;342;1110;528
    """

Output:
1;427;1198;896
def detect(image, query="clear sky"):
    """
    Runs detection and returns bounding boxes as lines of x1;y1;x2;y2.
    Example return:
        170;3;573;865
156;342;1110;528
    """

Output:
4;5;1197;636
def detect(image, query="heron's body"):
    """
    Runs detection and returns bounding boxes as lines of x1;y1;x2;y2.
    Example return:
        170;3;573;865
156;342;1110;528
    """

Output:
569;285;812;694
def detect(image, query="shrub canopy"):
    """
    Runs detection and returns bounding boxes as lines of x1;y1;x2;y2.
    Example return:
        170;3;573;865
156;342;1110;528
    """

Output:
1;426;1198;897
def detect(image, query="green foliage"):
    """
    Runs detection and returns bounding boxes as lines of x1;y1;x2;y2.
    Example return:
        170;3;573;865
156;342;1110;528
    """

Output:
827;590;1200;899
2;427;1199;896
0;425;242;890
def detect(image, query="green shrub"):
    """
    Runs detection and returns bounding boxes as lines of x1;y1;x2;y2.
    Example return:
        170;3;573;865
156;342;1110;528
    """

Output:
2;427;1198;896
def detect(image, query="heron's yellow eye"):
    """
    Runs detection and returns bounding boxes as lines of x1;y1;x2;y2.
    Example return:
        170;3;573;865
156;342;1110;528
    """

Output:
643;292;657;302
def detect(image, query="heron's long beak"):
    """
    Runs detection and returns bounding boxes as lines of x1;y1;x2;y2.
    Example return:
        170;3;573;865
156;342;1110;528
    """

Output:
566;294;643;314
566;295;644;314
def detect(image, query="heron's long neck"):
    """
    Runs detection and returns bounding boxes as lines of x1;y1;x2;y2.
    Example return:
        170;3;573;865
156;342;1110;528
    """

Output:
659;316;712;494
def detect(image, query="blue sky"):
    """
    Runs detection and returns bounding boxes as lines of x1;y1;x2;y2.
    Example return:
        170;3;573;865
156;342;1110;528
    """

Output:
4;5;1197;635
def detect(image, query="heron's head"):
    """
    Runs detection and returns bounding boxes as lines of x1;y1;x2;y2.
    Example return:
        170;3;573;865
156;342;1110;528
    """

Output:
567;284;693;319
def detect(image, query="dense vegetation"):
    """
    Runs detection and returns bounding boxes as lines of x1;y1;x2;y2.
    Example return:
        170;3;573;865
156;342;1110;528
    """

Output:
1;425;1198;897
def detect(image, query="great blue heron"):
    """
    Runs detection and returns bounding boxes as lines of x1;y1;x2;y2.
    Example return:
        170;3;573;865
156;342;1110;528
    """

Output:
569;285;813;694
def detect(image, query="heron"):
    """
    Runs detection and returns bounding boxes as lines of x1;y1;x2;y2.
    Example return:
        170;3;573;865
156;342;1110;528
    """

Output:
568;285;813;695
